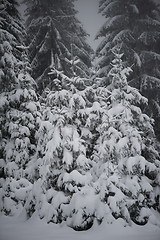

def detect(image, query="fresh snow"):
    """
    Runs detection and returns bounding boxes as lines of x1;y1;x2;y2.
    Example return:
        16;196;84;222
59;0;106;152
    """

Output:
0;214;160;240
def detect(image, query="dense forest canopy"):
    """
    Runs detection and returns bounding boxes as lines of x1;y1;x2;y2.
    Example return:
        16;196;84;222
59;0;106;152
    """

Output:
0;0;160;231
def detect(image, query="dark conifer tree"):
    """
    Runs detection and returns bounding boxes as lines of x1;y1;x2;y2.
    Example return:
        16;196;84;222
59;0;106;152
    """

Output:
24;0;93;93
96;0;160;139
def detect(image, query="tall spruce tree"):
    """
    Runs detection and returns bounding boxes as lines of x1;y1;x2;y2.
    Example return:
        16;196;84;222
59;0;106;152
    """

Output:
24;0;93;93
0;0;41;215
96;0;160;140
93;48;160;225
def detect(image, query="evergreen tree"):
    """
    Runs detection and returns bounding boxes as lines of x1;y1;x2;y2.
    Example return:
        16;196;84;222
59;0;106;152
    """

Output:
96;0;160;140
24;0;93;93
24;62;113;229
93;48;160;225
0;0;41;215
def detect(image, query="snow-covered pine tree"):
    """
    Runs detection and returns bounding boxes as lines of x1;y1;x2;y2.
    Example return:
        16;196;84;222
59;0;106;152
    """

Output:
96;0;160;140
93;47;160;226
24;0;93;93
24;61;113;230
25;69;91;228
0;0;41;216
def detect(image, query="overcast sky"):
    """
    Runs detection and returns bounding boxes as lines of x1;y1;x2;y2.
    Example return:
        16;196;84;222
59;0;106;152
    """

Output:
75;0;105;51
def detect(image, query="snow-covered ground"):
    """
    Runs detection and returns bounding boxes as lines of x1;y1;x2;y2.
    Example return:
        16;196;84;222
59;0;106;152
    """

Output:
0;213;160;240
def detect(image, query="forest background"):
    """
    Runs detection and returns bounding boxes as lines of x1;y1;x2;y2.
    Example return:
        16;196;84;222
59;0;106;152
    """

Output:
0;0;160;234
